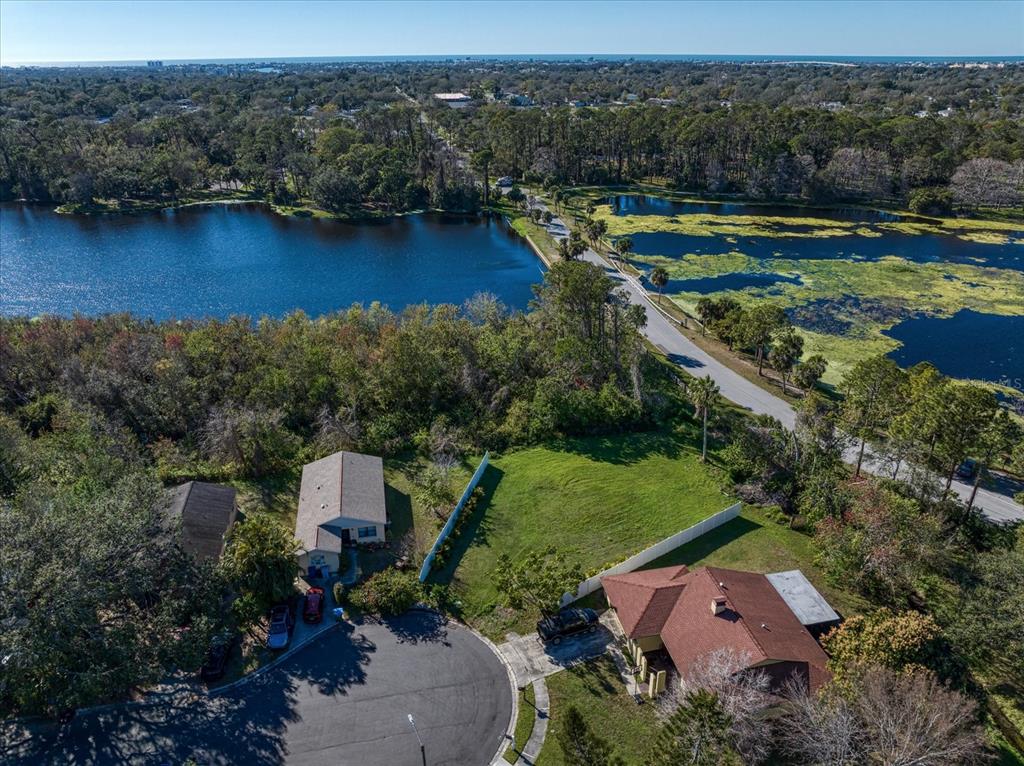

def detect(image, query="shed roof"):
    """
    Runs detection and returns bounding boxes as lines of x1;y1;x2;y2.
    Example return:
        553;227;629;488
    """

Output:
766;570;841;627
163;482;237;564
296;451;386;553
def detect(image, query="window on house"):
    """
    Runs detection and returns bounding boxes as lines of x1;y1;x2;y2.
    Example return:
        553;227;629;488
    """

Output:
357;526;376;539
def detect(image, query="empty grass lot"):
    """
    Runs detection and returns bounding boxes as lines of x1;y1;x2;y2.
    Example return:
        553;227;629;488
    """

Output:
431;431;735;638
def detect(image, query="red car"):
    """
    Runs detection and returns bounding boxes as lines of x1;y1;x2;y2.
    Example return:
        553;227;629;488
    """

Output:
303;586;325;624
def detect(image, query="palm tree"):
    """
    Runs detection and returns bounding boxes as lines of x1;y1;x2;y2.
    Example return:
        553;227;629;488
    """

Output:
613;236;633;261
649;265;668;301
688;375;720;463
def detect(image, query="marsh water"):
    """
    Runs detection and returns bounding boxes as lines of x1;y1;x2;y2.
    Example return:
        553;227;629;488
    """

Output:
0;203;543;319
611;195;1022;272
610;195;1023;387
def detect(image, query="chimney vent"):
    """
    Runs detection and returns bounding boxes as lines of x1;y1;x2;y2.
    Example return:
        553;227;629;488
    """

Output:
711;596;728;615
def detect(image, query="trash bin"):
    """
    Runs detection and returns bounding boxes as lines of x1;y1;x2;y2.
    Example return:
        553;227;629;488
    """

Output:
332;607;347;622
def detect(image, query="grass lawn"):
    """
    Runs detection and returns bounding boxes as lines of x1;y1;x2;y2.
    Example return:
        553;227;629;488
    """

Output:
645;503;869;618
536;656;661;766
503;683;537;763
431;430;735;639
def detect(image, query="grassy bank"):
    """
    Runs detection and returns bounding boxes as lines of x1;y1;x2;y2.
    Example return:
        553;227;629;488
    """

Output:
536;656;660;766
431;430;734;639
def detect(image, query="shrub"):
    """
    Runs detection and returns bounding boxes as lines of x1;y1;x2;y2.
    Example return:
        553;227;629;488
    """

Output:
348;568;421;615
332;582;346;605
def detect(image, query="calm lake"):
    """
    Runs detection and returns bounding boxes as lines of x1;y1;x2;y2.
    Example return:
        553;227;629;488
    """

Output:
0;203;544;319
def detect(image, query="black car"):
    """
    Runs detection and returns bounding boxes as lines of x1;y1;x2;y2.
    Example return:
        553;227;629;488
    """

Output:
956;458;978;479
200;634;235;682
537;608;599;644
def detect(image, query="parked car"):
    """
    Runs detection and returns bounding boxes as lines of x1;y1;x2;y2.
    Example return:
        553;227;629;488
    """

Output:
537;608;599;644
200;633;235;682
303;586;325;624
956;458;978;479
267;604;294;650
496;176;514;187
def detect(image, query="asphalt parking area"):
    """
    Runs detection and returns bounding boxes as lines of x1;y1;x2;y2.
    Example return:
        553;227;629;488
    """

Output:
6;610;513;766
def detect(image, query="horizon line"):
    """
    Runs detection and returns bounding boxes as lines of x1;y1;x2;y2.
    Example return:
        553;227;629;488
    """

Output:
4;51;1023;67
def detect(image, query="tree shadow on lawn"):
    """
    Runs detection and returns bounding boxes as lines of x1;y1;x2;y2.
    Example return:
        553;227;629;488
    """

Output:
5;624;375;766
563;655;621;697
549;431;686;466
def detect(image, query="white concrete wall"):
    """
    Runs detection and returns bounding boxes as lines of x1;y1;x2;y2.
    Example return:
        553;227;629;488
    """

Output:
562;502;742;605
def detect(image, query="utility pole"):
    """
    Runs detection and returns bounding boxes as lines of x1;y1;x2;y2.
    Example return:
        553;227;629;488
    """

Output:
407;713;426;766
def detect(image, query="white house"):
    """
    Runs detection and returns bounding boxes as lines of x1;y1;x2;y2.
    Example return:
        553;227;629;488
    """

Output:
295;450;387;575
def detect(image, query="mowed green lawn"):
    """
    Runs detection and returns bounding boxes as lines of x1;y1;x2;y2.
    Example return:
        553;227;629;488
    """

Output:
432;431;734;638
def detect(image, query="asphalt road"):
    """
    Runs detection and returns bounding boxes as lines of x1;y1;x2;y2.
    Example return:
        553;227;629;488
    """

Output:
542;211;1024;523
4;611;512;766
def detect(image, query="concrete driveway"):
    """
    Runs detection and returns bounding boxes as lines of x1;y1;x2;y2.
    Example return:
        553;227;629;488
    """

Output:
498;615;617;687
4;611;512;766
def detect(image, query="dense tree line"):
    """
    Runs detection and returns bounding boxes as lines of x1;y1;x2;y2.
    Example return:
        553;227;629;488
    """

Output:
2;60;1021;211
451;101;1023;210
0;66;478;211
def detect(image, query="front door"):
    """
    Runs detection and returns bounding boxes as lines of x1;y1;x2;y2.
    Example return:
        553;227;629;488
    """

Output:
341;528;352;546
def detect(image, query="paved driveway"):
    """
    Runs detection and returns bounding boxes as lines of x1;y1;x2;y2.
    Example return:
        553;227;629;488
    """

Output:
498;615;617;687
4;611;512;766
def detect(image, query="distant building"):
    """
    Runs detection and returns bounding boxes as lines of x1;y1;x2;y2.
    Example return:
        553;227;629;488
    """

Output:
505;93;534;107
433;92;472;109
146;60;164;68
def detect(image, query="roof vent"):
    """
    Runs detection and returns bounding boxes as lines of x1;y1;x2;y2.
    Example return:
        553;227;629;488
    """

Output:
761;622;769;630
718;582;725;588
711;596;728;615
320;503;326;510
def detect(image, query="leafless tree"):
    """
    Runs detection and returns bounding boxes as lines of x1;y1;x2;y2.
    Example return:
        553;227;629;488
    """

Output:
661;648;774;765
314;404;361;452
778;680;864;766
821;147;894;200
950;158;1024;209
853;667;987;766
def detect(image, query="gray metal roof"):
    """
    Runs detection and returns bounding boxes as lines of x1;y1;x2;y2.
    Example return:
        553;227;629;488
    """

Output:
296;451;386;552
766;570;841;627
163;482;238;564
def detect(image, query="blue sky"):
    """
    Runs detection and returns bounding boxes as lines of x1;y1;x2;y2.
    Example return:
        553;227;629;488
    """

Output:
1;1;1021;65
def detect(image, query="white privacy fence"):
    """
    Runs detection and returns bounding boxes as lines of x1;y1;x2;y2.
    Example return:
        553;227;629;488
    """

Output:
419;452;491;582
561;501;742;605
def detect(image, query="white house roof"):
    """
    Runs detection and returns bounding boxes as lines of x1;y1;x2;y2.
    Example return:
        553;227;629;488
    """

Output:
766;570;841;627
296;451;386;552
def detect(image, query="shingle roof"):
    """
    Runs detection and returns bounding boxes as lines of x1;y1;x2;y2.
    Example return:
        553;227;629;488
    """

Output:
295;451;386;552
163;482;237;564
603;565;832;692
600;565;690;638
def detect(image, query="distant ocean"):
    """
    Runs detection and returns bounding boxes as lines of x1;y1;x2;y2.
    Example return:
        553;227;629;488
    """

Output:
4;53;1023;68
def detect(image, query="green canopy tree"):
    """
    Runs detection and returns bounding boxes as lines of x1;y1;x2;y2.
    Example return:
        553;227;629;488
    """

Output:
494;547;583;616
768;327;804;395
219;513;300;625
839;355;907;477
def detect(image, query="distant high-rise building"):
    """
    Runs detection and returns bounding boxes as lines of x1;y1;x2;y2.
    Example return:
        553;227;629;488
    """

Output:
146;60;164;68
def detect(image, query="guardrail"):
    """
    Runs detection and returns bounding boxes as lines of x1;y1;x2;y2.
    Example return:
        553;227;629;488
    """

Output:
419;452;491;582
561;501;742;605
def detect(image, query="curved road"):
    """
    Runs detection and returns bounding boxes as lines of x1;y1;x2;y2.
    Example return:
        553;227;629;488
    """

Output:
542;210;1023;523
3;612;512;766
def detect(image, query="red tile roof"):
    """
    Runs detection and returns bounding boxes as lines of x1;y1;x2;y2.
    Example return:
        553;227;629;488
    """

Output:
602;565;831;692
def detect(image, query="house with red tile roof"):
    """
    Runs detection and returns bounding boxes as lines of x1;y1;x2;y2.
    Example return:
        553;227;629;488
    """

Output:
602;565;833;693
